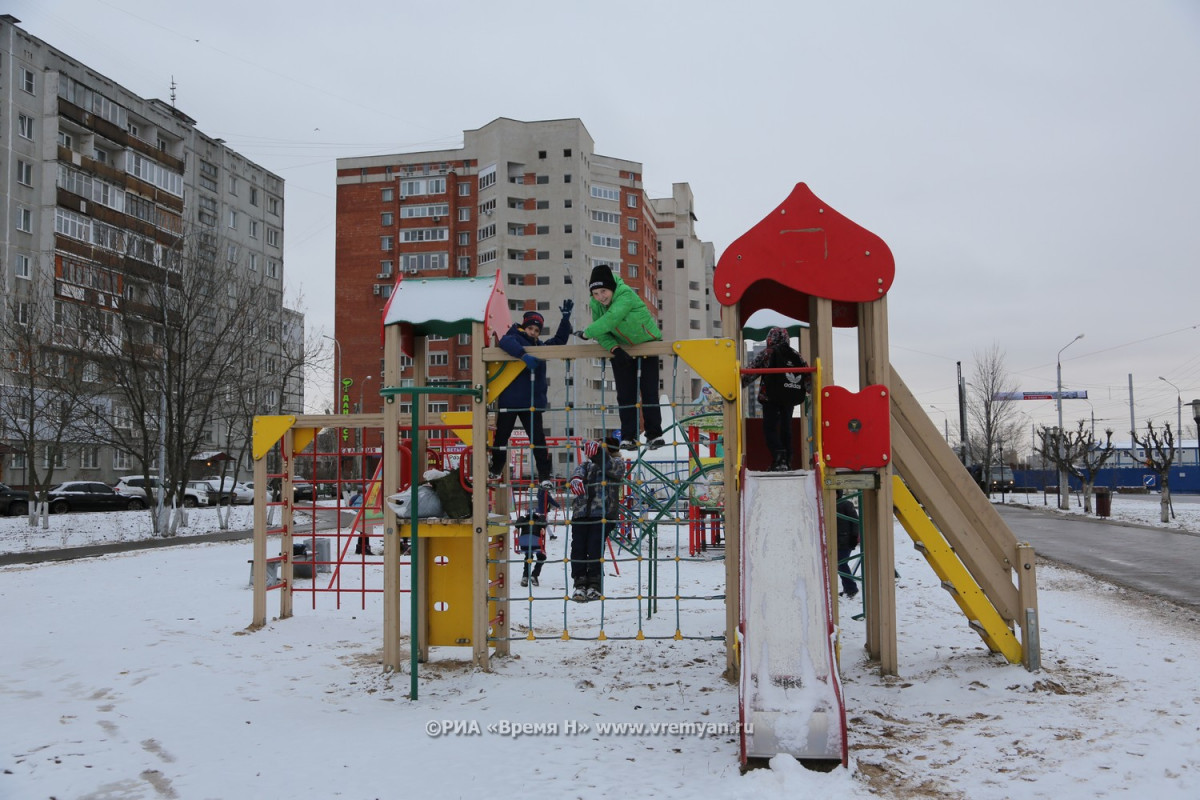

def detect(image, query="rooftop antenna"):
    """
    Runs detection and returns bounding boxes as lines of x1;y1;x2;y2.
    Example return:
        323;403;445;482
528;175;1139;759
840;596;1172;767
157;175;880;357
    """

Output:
170;75;176;107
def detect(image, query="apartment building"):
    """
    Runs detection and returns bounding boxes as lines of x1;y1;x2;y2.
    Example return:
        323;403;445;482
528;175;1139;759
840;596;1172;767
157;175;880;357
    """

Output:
335;117;717;473
0;16;300;486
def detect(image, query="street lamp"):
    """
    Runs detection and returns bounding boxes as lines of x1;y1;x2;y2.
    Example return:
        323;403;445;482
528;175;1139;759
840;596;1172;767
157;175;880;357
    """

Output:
322;334;342;415
1159;377;1183;460
359;374;374;414
1056;333;1084;510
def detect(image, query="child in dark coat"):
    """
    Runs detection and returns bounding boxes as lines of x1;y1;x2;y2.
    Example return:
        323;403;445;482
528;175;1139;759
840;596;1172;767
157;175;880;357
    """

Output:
492;303;573;487
515;513;548;587
836;491;861;598
742;326;810;471
568;435;625;601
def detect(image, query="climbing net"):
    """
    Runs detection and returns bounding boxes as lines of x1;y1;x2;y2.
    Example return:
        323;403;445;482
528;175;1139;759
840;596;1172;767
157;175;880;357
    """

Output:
488;351;729;643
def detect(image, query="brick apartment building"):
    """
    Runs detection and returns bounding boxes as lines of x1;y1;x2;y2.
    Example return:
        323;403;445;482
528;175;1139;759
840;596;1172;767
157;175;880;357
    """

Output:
335;117;717;474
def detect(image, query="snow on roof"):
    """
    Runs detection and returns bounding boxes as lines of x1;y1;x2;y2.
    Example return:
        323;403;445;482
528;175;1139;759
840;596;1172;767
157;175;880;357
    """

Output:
382;275;498;331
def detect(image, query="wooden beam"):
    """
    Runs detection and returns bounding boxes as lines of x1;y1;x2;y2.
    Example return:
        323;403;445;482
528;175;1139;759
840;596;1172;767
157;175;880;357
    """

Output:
382;324;403;671
720;303;742;679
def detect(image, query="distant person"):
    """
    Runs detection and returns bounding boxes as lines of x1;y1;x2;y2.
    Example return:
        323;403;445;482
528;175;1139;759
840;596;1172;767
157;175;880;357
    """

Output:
582;264;664;451
568;436;625;602
742;326;809;471
836;490;861;598
491;302;573;488
515;513;548;588
536;482;561;539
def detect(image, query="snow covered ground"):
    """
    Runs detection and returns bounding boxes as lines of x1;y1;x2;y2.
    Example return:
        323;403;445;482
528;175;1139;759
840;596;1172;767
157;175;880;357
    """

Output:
2;494;1198;798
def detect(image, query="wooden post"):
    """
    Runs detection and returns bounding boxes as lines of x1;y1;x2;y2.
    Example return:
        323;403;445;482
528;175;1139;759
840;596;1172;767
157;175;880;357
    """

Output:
808;297;837;623
471;321;495;668
858;297;897;675
280;429;295;621
720;303;742;678
250;453;268;628
1016;543;1040;671
382;324;403;671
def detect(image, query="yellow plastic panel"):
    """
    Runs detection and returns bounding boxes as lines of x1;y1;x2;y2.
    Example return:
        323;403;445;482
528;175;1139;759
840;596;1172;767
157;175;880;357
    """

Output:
425;535;474;647
252;415;296;460
672;338;739;400
441;411;474;446
486;361;528;404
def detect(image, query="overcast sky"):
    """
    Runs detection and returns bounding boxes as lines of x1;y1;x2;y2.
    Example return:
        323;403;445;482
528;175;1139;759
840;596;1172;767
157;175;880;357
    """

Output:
15;0;1200;449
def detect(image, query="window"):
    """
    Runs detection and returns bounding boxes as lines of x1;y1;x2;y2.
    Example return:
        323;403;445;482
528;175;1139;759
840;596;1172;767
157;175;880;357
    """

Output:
267;228;280;247
113;450;129;470
457;356;470;370
538;150;547;159
268;196;280;215
626;194;638;208
428;401;449;414
16;160;32;186
591;234;620;249
381;212;393;226
628;265;639;278
564;199;572;209
15;301;31;325
18;114;34;139
457;333;471;345
43;448;65;470
564;174;572;183
591;184;620;202
535;175;549;185
249;220;259;239
564;224;572;234
20;67;35;94
400;228;449;243
478;223;496;241
81;447;100;470
627;217;638;232
458;182;471;196
458;232;469;246
14;253;30;279
381;236;393;251
402;253;447;272
429;353;448;366
228;210;238;229
564;249;573;259
458;208;470;222
58;131;73;149
676;259;685;269
627;241;638;255
17;207;32;233
380;260;393;277
250;187;259;206
591;209;620;224
267;260;280;278
382;187;394;202
249;253;259;272
564;148;572;157
229;176;239;195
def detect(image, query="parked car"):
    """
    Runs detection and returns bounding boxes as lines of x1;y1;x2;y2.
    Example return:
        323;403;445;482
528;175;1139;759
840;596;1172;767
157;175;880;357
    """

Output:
199;477;254;505
0;482;30;516
113;475;204;508
186;481;214;507
271;478;315;502
46;481;144;513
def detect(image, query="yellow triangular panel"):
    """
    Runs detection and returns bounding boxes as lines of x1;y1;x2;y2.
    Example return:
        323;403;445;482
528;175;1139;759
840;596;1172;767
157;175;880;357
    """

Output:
252;415;296;460
672;338;740;401
441;411;474;446
486;360;528;404
293;427;317;455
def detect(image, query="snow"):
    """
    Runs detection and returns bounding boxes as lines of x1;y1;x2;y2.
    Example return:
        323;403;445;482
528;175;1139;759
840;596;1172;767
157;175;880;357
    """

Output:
2;494;1199;798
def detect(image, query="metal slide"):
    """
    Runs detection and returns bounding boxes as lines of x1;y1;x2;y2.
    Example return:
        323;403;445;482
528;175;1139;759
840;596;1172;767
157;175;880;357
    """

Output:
739;469;847;765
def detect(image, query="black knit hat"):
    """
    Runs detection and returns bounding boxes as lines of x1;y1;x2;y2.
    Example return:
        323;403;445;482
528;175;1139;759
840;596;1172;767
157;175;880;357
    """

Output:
588;264;616;293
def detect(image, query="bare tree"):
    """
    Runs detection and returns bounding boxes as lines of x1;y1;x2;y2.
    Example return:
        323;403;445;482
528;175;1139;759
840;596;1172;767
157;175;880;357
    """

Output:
1129;421;1176;523
1036;421;1116;513
966;344;1025;482
0;274;104;522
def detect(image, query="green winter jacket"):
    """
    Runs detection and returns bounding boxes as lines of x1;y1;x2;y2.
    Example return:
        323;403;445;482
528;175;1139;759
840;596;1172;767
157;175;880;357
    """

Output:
583;277;662;350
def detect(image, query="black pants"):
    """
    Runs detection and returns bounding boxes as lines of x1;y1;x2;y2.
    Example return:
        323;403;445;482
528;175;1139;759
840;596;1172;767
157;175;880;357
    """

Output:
520;546;546;579
837;546;858;596
492;409;551;481
611;355;662;442
762;401;795;459
570;518;612;588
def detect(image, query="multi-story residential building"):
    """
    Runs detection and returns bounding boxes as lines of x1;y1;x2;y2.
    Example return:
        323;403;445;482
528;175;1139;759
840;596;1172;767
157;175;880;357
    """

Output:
335;117;717;474
0;15;301;487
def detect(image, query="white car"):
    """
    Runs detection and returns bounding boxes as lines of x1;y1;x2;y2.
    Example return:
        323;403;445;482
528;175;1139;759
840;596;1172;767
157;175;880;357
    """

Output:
198;477;254;505
114;475;205;508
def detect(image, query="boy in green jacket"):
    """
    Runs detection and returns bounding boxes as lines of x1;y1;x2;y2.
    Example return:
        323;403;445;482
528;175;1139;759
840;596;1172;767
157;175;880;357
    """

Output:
583;264;665;450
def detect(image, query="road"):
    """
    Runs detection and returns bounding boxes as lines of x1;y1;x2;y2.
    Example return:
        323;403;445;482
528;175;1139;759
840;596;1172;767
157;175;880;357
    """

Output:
995;503;1200;609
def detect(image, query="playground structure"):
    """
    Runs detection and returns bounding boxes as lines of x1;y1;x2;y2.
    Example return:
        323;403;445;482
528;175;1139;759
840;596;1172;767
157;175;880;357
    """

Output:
248;182;1040;767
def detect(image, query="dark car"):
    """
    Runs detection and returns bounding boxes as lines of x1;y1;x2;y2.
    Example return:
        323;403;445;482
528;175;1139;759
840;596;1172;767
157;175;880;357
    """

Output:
45;481;145;513
0;482;30;516
271;478;315;503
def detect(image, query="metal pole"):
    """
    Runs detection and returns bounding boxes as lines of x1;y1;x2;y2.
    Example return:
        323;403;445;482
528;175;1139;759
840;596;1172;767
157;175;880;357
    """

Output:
1056;334;1084;510
1191;399;1200;470
1159;377;1182;453
956;362;967;464
322;334;341;415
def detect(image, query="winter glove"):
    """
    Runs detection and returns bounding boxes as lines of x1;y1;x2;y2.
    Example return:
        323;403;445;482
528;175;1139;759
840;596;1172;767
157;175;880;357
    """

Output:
559;298;574;315
521;354;539;370
610;347;634;369
583;440;601;459
570;477;585;497
573;330;589;341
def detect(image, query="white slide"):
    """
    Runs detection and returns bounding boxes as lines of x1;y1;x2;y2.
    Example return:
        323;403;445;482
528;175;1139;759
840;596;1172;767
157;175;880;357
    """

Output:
739;469;847;764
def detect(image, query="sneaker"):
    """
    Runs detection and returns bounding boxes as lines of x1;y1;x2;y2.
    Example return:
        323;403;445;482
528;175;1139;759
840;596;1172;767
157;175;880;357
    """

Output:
619;440;638;451
585;587;602;601
646;437;666;450
572;587;588;603
520;576;528;587
531;576;539;587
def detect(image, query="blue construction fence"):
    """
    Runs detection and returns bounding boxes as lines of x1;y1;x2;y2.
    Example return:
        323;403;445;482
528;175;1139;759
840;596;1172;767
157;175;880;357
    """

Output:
1012;466;1200;495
